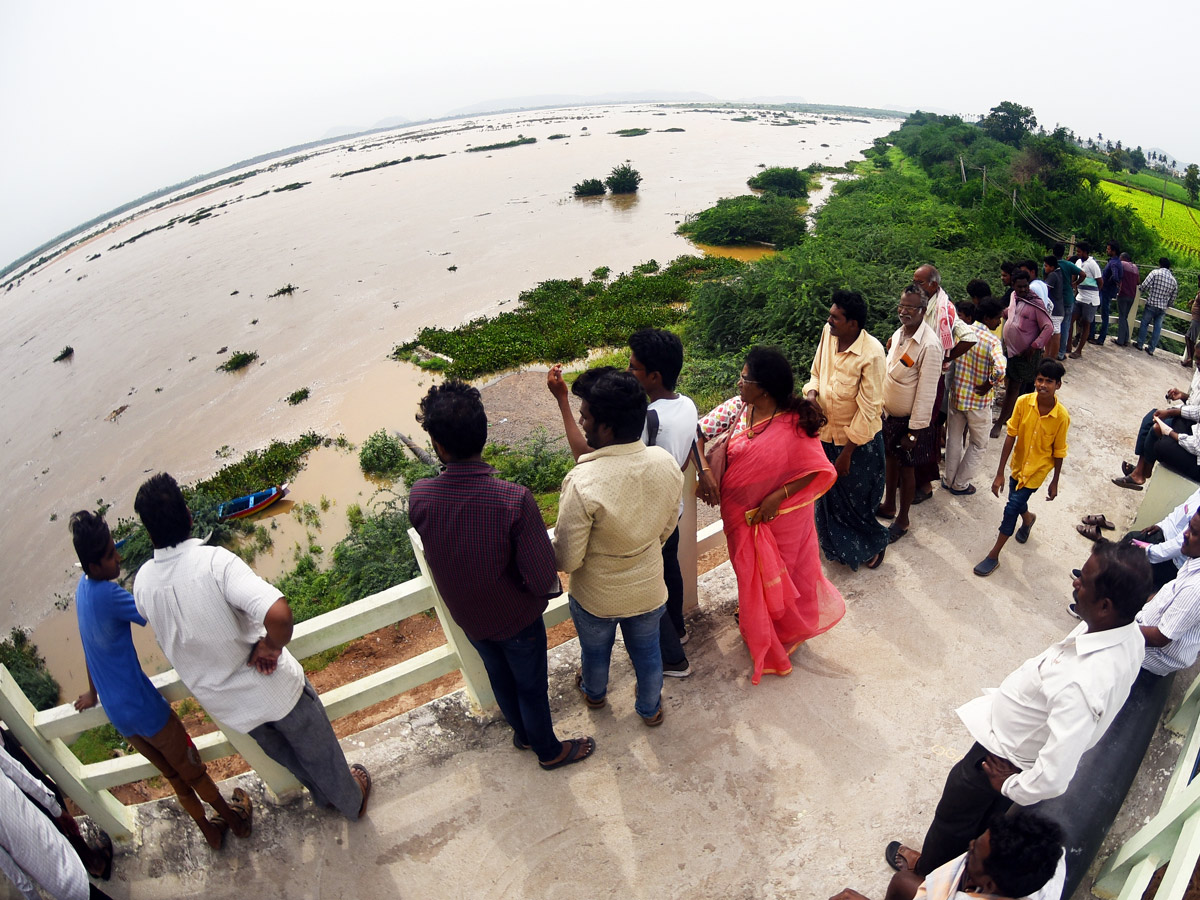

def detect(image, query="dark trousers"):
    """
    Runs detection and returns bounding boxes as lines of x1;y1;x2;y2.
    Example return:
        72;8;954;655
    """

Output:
915;742;1014;877
1121;528;1181;589
1135;410;1199;478
1116;296;1135;345
658;526;687;666
1093;297;1114;342
467;618;562;763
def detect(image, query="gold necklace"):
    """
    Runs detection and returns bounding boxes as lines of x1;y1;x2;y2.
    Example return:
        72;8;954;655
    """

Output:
746;404;778;439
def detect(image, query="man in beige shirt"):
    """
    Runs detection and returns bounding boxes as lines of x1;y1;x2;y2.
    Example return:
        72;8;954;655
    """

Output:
877;285;944;543
552;367;684;726
804;289;890;570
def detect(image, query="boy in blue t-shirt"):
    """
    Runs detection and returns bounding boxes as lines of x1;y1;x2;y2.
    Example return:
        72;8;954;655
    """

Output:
70;510;252;849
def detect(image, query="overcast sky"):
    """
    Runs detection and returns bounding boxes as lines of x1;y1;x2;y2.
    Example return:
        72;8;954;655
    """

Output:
3;0;1196;268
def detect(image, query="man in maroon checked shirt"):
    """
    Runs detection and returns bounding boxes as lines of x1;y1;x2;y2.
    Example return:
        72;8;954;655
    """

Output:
408;380;595;770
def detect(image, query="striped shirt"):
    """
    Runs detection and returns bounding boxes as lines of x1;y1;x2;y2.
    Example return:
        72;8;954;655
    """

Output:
949;321;1007;412
1139;555;1200;675
1141;267;1179;310
409;461;561;641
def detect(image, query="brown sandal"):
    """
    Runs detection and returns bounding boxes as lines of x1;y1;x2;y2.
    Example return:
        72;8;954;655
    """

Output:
1076;523;1102;541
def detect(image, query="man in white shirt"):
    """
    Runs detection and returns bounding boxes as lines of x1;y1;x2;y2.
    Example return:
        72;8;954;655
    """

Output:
886;540;1150;878
1078;485;1200;588
1138;511;1200;678
133;473;370;821
1067;243;1103;359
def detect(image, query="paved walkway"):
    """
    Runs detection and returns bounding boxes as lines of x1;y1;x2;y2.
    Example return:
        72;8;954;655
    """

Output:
54;344;1200;900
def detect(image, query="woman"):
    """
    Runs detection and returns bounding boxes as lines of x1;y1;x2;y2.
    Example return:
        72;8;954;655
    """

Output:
696;347;845;684
804;289;889;570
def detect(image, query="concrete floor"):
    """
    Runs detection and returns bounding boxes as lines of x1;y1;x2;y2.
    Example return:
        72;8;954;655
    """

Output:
27;342;1200;900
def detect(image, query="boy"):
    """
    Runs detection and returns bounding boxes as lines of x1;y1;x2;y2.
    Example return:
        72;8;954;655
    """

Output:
70;510;251;849
974;359;1069;576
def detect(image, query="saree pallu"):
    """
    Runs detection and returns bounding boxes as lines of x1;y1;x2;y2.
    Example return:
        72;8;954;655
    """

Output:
720;413;846;684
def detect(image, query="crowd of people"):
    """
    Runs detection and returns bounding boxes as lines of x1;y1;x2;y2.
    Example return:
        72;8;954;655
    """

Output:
4;247;1200;900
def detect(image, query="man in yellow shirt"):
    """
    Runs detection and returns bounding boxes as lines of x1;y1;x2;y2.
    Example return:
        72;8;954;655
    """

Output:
974;359;1069;576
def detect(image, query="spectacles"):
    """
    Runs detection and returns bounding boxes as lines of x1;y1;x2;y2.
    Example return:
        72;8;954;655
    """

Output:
737;375;758;384
898;304;924;312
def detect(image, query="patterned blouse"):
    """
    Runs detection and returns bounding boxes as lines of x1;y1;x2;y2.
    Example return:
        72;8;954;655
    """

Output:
699;397;751;440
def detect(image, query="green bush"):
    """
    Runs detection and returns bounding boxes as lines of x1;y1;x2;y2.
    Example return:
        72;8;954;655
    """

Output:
217;350;258;372
605;163;642;194
69;723;127;764
54;345;74;362
612;128;649;137
483;429;575;493
358;430;407;477
0;629;60;710
466;136;537;153
574;178;606;197
286;388;310;405
747;166;810;199
677;194;806;248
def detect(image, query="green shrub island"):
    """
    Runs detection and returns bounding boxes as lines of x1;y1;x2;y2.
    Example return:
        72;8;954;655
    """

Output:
217;350;258;372
573;178;606;197
677;194;806;248
747;166;811;199
605;163;642;194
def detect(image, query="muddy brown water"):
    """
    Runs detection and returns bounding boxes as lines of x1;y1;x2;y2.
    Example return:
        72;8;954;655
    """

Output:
0;104;895;694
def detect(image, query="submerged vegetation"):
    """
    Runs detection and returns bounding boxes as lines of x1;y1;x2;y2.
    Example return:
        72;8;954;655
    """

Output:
53;345;74;362
677;193;806;248
217;350;259;372
605;163;642;194
573;178;606;197
286;387;310;405
612;128;649;138
746;166;811;199
467;136;537;153
268;283;297;297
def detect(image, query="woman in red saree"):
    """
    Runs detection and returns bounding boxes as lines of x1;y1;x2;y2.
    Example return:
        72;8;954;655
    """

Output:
697;347;846;684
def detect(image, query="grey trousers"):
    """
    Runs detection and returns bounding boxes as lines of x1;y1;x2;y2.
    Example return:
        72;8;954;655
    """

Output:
248;680;361;819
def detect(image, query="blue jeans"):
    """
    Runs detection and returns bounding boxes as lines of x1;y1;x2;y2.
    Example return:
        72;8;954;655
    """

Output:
1058;298;1074;357
569;595;664;719
466;618;561;763
658;527;687;666
999;476;1038;536
1093;297;1114;343
1138;305;1166;352
1117;295;1135;345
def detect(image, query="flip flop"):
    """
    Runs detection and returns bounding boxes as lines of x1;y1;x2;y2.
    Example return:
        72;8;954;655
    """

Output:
875;505;896;520
887;522;908;544
866;547;886;569
911;490;934;505
1121;461;1135;477
513;733;532;751
1076;523;1102;541
1081;515;1115;530
575;671;606;708
945;484;976;496
226;787;252;839
1015;519;1034;544
885;841;921;872
1112;475;1144;491
87;830;114;880
352;764;372;819
539;736;596;770
973;556;1000;576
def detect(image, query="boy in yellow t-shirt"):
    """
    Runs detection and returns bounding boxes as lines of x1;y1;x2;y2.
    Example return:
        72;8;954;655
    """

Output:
974;359;1069;576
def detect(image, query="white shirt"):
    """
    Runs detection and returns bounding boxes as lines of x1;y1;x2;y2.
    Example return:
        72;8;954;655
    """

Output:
642;393;698;519
1146;485;1200;569
134;539;304;733
956;621;1144;806
1075;257;1103;304
914;848;1066;900
1138;556;1200;675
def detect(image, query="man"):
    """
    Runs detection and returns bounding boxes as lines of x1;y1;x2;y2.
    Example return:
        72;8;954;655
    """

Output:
912;265;977;501
878;285;943;543
1135;510;1200;680
132;473;370;820
1020;260;1052;315
887;539;1149;878
408;381;595;770
1092;240;1123;345
943;298;1006;496
990;271;1054;439
1067;242;1102;359
835;811;1065;900
1077;484;1200;589
1052;243;1083;361
1115;252;1140;347
551;368;683;726
1136;258;1180;356
1041;257;1065;360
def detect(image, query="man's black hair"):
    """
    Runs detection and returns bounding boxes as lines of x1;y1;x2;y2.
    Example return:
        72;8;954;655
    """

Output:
1107;239;1121;255
983;810;1064;898
956;300;977;321
1043;254;1058;268
977;297;1004;321
1120;252;1132;261
1000;261;1016;274
571;367;647;443
628;328;684;390
1052;242;1066;259
965;279;992;301
1019;259;1039;275
1077;240;1091;255
416;380;487;460
830;289;868;330
1011;269;1031;284
1093;538;1153;623
1160;257;1172;269
134;473;192;549
1037;358;1065;382
70;509;111;572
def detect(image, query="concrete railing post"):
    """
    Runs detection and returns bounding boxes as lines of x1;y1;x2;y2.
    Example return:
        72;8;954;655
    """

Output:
0;664;135;839
407;528;496;714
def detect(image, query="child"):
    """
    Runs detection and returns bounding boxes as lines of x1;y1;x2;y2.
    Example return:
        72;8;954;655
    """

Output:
70;510;252;849
973;359;1069;576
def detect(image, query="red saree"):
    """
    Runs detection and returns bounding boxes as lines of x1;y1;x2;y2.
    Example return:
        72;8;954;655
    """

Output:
721;411;846;684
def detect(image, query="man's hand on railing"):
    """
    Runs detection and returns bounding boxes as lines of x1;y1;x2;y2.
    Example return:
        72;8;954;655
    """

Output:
73;689;98;711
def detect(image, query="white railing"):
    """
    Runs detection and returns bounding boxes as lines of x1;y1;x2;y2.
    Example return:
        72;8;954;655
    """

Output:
0;470;724;839
1093;671;1200;900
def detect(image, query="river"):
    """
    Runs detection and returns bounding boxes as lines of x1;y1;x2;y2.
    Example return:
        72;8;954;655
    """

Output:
0;103;896;693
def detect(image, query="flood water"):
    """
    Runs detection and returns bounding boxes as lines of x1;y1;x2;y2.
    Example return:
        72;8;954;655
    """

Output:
0;103;894;692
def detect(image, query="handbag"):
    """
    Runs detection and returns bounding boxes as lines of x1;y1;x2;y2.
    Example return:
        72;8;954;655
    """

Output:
704;428;731;489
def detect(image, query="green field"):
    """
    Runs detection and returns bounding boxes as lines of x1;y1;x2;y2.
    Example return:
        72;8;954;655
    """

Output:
1099;181;1200;262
